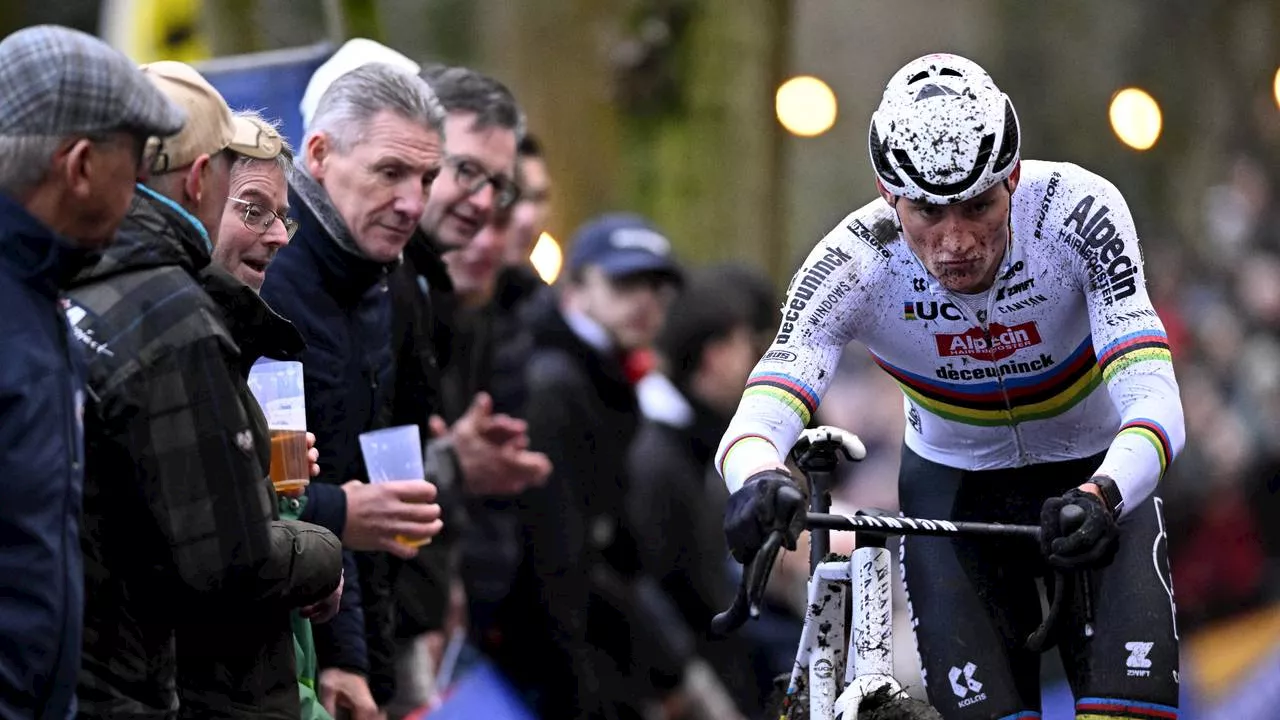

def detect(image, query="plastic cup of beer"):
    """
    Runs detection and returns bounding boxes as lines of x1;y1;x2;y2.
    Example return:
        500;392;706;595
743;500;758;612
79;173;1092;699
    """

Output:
359;424;431;548
247;360;310;498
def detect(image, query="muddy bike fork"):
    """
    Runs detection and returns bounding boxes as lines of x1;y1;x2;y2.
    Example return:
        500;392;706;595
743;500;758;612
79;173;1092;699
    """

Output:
789;431;902;719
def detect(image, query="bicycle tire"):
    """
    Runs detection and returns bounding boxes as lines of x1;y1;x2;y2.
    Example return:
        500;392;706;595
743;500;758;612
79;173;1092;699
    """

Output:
856;685;943;720
763;678;943;720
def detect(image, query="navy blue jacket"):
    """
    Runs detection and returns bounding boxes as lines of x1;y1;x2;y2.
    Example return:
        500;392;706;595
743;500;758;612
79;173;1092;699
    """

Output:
260;185;401;702
0;193;87;719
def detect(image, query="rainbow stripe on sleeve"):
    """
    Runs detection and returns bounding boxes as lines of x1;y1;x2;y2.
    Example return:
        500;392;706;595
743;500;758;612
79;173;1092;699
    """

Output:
717;433;778;479
1098;330;1172;383
743;372;820;426
1118;418;1172;477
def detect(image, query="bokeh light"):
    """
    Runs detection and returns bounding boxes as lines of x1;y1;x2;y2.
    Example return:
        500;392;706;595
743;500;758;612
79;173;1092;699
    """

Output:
776;75;838;137
529;232;563;285
1273;67;1280;110
1109;87;1163;151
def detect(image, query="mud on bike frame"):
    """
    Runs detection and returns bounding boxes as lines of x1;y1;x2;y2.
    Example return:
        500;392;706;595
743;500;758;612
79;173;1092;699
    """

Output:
710;427;1088;719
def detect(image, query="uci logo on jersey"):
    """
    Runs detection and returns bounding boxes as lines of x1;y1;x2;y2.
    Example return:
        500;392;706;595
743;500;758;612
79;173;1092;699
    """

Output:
903;300;962;322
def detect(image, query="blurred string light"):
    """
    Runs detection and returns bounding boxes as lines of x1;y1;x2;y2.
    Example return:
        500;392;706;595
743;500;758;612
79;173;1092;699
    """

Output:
776;75;838;137
1109;87;1163;151
530;232;563;284
1274;67;1280;110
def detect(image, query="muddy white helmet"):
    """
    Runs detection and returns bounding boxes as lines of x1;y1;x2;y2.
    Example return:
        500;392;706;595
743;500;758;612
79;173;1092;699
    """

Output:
868;53;1020;205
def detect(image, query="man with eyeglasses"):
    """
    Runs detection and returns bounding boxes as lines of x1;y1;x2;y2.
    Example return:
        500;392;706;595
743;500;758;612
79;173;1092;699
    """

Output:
65;62;343;720
216;111;300;291
376;63;556;720
0;25;184;719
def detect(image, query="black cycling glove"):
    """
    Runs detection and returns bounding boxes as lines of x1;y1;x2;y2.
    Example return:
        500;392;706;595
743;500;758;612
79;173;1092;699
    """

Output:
1039;488;1119;569
724;469;807;565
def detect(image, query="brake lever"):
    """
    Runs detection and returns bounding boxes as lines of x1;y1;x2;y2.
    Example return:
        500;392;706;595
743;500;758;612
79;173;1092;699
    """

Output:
710;531;785;636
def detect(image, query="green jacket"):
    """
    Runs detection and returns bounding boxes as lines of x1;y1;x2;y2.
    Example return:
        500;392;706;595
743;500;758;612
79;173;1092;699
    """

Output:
282;494;335;720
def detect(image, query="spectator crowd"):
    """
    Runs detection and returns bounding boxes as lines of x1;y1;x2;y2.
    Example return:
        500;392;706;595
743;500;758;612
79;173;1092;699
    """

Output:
4;20;1277;720
0;25;797;720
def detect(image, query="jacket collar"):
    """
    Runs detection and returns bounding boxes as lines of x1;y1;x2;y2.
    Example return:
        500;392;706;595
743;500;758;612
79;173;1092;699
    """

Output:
70;184;211;287
0;192;88;298
198;264;305;376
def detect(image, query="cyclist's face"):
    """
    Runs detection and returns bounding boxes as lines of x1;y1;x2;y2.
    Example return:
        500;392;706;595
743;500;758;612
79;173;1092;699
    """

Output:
884;166;1020;294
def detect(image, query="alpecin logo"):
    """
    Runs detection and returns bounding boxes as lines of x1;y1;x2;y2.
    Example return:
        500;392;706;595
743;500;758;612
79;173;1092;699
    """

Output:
934;321;1042;362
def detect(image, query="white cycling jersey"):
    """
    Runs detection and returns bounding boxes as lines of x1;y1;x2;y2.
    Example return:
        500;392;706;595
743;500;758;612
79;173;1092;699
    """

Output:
716;160;1185;516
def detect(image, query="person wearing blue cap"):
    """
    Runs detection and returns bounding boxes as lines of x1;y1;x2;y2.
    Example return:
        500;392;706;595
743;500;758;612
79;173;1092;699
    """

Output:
495;213;685;719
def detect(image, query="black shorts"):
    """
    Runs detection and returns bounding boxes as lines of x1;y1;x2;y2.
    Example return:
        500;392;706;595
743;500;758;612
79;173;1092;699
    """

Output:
897;446;1179;720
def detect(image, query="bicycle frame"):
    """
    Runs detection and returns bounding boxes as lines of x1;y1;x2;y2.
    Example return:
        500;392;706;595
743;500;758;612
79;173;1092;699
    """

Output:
712;426;1047;720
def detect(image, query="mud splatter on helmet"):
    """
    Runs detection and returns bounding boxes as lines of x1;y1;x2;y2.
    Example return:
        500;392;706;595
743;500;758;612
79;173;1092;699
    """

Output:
868;53;1020;205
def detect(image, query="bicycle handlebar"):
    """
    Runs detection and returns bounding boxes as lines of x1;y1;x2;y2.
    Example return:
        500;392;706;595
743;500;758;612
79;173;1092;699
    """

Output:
710;507;1087;640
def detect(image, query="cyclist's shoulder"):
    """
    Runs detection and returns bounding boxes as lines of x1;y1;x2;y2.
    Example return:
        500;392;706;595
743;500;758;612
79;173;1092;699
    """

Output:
1017;159;1129;208
815;196;902;266
1014;160;1134;251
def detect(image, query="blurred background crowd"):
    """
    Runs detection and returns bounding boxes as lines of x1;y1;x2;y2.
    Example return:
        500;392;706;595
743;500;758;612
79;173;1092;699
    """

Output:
2;0;1280;718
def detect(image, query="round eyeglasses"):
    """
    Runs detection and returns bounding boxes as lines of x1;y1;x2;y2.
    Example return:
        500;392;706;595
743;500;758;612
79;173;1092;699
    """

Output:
227;197;299;239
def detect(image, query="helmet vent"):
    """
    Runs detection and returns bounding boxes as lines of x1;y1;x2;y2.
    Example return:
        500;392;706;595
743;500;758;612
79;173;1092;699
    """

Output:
991;98;1020;173
914;84;958;102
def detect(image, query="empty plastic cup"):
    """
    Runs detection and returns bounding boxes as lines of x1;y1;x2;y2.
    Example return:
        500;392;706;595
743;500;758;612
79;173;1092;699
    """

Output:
359;424;431;547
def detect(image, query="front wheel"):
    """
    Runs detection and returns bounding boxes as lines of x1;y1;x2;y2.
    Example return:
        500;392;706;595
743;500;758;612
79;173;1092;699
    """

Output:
764;678;943;720
855;685;943;720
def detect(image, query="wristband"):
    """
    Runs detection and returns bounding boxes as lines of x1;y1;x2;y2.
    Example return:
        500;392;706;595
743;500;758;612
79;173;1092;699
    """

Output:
1091;474;1124;517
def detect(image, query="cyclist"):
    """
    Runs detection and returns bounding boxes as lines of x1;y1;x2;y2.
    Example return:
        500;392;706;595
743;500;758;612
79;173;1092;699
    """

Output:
717;53;1184;720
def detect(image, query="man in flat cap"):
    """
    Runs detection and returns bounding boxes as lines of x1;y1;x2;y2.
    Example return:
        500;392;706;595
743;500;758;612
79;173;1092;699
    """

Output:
0;24;184;720
65;61;342;719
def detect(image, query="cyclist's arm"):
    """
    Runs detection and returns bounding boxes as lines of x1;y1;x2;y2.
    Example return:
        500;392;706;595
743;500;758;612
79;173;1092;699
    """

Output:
1074;176;1185;515
715;228;868;492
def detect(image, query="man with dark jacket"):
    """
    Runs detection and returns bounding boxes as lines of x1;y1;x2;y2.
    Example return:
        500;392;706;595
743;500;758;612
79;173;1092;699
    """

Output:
67;62;342;719
629;267;777;716
0;25;185;720
499;213;684;719
385;68;552;717
260;62;448;719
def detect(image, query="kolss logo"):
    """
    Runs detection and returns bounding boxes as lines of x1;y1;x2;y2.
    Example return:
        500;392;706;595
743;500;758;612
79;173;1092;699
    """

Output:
935;321;1042;362
948;663;986;708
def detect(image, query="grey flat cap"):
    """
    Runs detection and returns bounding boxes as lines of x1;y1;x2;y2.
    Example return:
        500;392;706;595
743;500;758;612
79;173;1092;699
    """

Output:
0;25;185;138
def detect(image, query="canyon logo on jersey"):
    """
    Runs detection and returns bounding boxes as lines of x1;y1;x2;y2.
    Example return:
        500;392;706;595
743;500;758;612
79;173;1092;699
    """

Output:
934;321;1042;362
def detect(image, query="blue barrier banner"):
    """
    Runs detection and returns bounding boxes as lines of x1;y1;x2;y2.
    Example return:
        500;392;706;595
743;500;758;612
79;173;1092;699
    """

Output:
198;43;335;149
406;658;538;720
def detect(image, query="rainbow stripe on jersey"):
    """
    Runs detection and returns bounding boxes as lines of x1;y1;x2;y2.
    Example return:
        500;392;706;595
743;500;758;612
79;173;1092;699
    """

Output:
871;337;1101;426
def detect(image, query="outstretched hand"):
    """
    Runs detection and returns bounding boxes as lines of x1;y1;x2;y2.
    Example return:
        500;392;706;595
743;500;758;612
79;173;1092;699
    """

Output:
431;392;551;496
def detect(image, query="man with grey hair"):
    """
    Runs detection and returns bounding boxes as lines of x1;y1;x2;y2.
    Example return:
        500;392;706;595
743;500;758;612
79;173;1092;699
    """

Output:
261;62;448;720
67;61;343;719
0;24;183;719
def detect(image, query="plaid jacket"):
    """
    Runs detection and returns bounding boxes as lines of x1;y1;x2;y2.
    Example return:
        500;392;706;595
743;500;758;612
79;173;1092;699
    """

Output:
68;187;341;719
